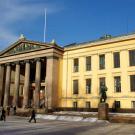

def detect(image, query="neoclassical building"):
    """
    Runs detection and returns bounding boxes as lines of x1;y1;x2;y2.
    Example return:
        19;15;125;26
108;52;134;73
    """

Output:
0;35;63;111
1;33;135;112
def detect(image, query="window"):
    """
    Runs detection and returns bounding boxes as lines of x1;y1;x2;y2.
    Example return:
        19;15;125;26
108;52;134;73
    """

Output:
73;58;79;72
86;102;91;108
73;102;77;109
99;77;106;89
99;54;105;69
73;80;78;94
114;76;121;92
130;75;135;92
86;79;91;94
132;101;135;108
113;52;120;68
129;50;135;66
115;101;120;108
86;56;91;71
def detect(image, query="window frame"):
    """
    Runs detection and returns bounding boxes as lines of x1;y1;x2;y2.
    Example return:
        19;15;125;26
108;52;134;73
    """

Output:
132;101;135;108
73;58;79;72
114;76;121;92
115;101;121;109
113;52;120;68
73;101;78;109
99;54;105;70
99;77;106;89
73;80;79;94
86;78;91;94
86;101;91;109
86;56;91;71
129;50;135;66
130;75;135;92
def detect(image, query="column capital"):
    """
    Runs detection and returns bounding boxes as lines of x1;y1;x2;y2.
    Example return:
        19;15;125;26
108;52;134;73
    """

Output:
46;56;59;60
5;63;11;66
15;61;20;65
34;58;41;62
0;64;5;67
24;60;30;63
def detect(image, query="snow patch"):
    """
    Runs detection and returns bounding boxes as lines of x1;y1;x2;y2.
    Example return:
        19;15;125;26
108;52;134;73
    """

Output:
36;114;107;123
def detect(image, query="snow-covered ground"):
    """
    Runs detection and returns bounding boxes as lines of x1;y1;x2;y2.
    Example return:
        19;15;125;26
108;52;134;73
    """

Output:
54;111;135;117
53;111;97;115
36;114;107;123
36;111;135;123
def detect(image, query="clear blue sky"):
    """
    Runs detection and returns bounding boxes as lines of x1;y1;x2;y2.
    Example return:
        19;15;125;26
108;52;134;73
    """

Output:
0;0;135;50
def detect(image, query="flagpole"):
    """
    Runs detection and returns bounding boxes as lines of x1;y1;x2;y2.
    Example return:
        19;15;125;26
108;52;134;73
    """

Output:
44;8;47;42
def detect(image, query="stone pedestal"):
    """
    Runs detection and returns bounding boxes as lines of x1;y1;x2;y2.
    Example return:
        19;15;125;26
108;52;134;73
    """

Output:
98;103;109;120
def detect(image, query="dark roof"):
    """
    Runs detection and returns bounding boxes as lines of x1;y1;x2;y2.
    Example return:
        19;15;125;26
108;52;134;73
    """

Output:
64;32;135;48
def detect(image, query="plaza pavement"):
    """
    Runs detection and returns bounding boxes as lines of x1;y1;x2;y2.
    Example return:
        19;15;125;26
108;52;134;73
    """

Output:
0;116;135;135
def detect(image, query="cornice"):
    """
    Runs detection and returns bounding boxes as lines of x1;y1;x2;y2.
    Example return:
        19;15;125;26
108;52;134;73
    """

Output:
64;33;135;51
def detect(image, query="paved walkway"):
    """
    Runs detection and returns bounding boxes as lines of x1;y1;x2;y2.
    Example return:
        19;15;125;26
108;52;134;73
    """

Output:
0;116;135;135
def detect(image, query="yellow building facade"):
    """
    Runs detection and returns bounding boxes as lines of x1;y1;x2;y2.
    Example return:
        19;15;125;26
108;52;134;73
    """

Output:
61;34;135;111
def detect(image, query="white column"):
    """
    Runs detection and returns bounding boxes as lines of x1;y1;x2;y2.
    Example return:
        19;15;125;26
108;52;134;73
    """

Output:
45;56;59;110
0;65;4;106
34;58;41;108
13;62;20;107
4;63;11;107
23;60;30;108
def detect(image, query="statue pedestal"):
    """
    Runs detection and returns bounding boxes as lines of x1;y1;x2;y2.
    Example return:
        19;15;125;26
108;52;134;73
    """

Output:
98;103;109;120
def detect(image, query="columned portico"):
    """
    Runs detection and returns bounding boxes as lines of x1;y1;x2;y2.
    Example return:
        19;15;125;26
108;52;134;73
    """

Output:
34;58;41;108
13;62;20;107
23;60;30;108
0;37;63;111
4;63;11;107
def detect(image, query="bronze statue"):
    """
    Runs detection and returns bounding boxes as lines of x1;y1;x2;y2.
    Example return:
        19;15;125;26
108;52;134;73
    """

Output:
100;82;107;103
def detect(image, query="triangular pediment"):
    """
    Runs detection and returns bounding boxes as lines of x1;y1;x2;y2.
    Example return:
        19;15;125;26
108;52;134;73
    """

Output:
0;39;52;56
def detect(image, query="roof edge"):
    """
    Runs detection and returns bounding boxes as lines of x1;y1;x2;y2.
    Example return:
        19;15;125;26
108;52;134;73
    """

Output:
64;32;135;50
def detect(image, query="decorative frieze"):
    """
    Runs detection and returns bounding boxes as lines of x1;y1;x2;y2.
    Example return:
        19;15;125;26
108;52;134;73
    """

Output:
6;43;41;55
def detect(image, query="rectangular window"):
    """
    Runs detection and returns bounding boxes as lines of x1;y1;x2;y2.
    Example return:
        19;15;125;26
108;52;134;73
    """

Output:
113;52;120;68
99;77;105;89
115;101;120;108
114;76;121;92
99;54;105;69
132;101;135;108
73;80;78;94
86;56;91;71
86;79;91;94
129;50;135;66
86;102;91;108
73;102;77;109
130;75;135;92
73;58;79;72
